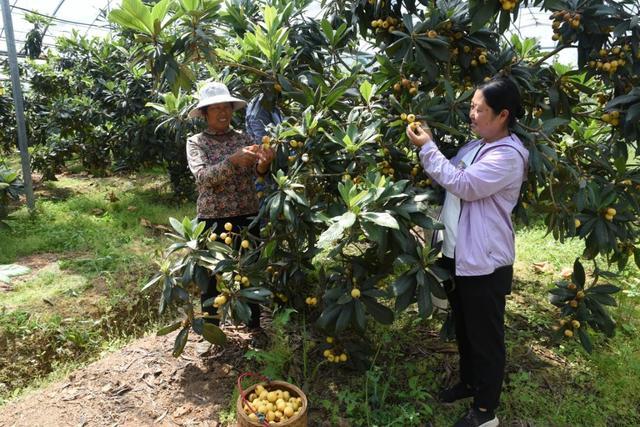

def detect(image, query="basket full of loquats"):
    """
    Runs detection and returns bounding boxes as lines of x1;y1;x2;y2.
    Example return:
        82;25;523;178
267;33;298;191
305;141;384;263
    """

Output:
236;376;308;427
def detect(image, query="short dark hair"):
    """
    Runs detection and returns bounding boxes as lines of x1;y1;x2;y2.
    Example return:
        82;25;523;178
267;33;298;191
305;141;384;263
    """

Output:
477;77;524;128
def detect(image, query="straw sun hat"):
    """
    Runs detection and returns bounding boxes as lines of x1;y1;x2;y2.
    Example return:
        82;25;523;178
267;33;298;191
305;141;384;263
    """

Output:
188;82;247;118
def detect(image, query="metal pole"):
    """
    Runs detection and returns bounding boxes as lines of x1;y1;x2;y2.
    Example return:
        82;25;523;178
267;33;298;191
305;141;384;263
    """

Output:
1;0;35;211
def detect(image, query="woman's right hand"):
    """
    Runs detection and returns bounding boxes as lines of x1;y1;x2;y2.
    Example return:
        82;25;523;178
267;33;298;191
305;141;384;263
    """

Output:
228;145;259;168
406;123;433;147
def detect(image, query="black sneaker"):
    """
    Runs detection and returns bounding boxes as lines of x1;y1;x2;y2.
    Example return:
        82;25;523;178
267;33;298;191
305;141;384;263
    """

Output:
453;407;498;427
439;382;474;404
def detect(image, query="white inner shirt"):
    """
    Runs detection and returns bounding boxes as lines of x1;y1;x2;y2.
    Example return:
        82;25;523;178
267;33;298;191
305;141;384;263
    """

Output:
440;144;484;258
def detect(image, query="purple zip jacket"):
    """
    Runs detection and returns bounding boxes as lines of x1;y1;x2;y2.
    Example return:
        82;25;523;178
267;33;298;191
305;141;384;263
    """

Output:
419;134;529;276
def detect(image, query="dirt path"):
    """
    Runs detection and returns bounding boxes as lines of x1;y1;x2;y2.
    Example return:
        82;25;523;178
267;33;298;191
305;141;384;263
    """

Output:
0;328;257;427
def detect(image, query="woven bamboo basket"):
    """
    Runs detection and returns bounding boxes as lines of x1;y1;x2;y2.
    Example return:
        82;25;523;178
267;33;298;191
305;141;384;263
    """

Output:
236;380;308;427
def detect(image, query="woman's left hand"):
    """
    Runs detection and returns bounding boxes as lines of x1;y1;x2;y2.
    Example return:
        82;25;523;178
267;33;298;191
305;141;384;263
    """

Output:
406;123;433;147
256;145;275;174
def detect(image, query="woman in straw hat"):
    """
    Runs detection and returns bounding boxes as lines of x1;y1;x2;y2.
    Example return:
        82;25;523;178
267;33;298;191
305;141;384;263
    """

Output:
186;82;274;330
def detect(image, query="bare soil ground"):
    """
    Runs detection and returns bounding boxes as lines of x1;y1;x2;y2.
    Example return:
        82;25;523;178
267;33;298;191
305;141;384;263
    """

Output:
0;328;256;427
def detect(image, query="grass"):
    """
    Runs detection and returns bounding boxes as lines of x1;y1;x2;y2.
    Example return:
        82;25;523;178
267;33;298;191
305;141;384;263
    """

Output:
1;171;639;426
0;169;195;403
1;263;89;308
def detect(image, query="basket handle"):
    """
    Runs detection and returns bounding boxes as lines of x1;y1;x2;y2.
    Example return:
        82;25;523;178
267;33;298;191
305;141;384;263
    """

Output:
237;372;271;427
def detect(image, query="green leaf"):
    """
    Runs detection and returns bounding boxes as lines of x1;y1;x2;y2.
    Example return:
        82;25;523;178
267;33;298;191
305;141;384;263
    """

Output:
360;295;394;324
109;9;150;34
151;0;171;25
233;300;252;323
588;293;617;306
417;283;433;318
470;0;497;33
320;19;334;44
317;212;357;248
141;273;163;291
335;304;353;333
121;0;154;34
392;273;416;296
172;327;189;357
572;258;585;288
169;217;186;237
361;212;399;229
577;327;592;354
202;322;227;345
542;118;569;134
588;284;620;294
354;300;366;331
359;80;376;104
157;321;182;336
240;287;273;302
317;304;341;330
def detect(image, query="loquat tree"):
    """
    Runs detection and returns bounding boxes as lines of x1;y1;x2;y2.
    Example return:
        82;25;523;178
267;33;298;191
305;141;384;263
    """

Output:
111;0;639;356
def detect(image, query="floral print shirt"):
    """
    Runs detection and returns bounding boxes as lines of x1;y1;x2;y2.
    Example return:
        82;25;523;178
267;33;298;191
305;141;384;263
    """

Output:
186;128;259;219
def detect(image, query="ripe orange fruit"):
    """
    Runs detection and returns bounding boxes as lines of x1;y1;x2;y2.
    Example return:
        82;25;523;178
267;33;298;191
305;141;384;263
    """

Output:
564;329;574;337
214;294;227;307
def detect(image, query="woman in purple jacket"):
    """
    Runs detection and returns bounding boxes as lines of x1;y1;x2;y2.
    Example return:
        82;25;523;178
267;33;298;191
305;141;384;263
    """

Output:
407;77;529;427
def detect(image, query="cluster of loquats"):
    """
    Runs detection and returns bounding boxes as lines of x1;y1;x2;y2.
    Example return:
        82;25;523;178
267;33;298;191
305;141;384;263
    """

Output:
371;16;400;34
305;296;318;306
322;337;348;363
469;48;489;67
551;9;581;34
232;272;251;287
566;282;586;310
499;0;517;12
399;112;423;131
410;163;421;177
554;317;582;338
601;110;622;127
393;77;419;96
533;107;544;118
450;43;490;73
377;159;395;178
213;293;228;308
587;45;632;76
209;222;236;245
243;384;303;424
603;207;616;222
